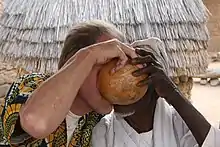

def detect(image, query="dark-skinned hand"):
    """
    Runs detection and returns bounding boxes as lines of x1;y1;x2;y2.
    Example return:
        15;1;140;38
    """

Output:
131;49;179;101
132;48;212;147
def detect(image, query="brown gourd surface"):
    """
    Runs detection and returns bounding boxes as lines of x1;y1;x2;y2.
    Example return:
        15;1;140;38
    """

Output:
98;59;148;105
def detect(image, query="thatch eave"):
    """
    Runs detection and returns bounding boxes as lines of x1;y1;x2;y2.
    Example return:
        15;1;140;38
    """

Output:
0;22;210;43
0;41;61;58
0;0;210;76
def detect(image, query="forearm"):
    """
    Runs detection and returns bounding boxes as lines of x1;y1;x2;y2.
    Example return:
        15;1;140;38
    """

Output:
167;90;211;146
20;49;94;138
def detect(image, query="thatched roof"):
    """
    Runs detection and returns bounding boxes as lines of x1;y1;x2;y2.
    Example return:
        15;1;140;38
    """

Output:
0;0;210;76
0;0;2;16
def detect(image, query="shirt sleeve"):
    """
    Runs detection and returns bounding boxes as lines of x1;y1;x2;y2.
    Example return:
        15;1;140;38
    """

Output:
1;73;49;146
92;118;108;147
202;126;220;147
172;109;220;147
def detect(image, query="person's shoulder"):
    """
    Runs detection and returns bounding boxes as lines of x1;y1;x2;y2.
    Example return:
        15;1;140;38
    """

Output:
171;107;183;123
101;110;115;124
15;73;50;84
5;73;50;102
13;73;50;90
171;107;191;134
93;111;114;131
92;111;114;143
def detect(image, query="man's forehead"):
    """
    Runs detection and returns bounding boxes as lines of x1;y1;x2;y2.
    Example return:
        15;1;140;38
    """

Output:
96;35;114;43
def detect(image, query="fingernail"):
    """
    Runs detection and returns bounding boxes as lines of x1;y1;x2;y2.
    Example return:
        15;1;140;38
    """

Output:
112;65;123;74
137;82;142;87
137;81;146;87
136;64;143;68
132;71;139;76
111;68;116;74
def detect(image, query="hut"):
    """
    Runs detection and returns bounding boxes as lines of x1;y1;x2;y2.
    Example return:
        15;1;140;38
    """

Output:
0;0;209;99
204;0;220;54
0;0;211;144
0;0;2;16
0;0;5;144
0;0;17;117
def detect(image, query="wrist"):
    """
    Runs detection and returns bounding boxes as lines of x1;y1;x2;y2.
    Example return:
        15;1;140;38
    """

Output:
76;47;97;66
84;46;98;66
164;87;184;105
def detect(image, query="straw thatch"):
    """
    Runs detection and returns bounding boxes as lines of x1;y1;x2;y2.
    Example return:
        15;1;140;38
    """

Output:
0;0;210;77
0;0;2;17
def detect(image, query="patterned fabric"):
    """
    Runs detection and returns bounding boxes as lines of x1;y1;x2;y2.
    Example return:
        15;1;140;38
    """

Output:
1;73;103;147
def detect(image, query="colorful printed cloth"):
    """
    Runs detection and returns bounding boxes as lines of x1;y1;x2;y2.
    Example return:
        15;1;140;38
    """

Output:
1;73;103;147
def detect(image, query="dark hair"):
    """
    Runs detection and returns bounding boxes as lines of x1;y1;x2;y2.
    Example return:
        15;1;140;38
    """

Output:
58;20;125;69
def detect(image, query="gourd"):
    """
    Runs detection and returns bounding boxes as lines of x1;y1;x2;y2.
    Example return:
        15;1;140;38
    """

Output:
98;59;148;105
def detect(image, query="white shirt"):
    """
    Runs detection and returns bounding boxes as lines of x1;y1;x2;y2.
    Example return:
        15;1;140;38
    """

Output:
66;111;153;147
120;118;153;147
92;98;220;147
65;111;81;146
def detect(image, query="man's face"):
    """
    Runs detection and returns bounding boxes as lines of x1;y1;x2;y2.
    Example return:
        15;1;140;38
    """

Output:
78;35;115;114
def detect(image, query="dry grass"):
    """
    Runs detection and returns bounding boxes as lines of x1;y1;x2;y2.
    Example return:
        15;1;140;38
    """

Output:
0;0;210;75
